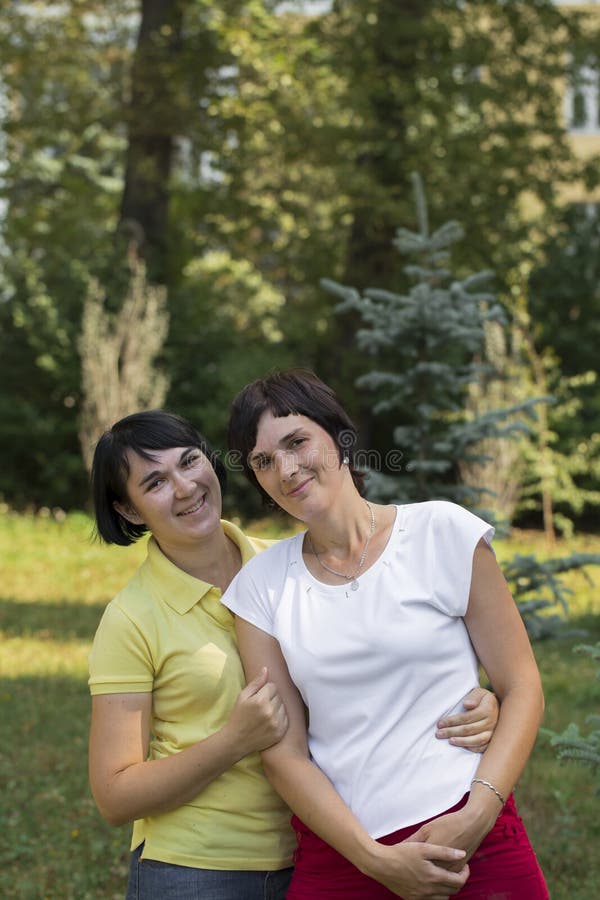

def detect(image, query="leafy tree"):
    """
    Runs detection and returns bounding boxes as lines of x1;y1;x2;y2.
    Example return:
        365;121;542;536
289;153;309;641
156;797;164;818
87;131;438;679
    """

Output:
0;0;590;513
0;2;136;507
0;1;343;509
0;1;293;506
299;0;583;437
517;349;600;542
529;204;600;440
312;0;579;286
460;294;600;541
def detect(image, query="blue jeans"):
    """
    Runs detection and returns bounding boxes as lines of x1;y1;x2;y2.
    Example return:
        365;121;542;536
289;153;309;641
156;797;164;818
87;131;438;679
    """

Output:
126;842;293;900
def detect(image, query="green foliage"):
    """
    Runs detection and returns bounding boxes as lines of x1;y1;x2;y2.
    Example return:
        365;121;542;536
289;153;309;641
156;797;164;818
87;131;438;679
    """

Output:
460;289;600;539
523;613;600;898
323;172;531;508
528;205;600;479
0;0;591;513
548;642;600;788
325;176;600;639
518;365;600;538
530;206;600;380
0;0;341;510
0;2;136;508
315;0;578;283
502;553;600;640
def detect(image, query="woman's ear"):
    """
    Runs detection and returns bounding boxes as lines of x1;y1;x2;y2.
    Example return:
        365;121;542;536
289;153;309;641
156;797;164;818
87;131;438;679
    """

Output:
113;500;144;526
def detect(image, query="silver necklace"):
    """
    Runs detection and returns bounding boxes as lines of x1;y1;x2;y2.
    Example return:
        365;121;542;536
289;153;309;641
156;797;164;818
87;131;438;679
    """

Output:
307;501;376;591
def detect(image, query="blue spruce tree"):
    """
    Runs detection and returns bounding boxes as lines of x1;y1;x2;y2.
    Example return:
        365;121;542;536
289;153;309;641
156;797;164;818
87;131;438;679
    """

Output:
322;172;600;637
322;172;528;513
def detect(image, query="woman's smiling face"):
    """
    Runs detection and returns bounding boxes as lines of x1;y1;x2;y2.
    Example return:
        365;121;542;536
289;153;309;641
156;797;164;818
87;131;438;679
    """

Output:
248;411;347;520
114;445;223;547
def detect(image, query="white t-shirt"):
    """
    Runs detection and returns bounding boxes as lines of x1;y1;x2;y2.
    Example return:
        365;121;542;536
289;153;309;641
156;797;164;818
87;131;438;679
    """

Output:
222;500;494;838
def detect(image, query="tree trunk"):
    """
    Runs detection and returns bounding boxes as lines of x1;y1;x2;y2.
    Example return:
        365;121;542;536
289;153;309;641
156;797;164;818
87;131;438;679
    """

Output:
120;0;186;281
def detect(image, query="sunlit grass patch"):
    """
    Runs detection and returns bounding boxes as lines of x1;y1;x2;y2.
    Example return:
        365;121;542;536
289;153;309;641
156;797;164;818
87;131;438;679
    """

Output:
0;509;146;604
0;636;91;677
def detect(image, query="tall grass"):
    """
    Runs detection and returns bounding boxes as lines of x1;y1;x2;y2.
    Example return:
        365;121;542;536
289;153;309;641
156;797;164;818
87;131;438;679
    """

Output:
0;510;598;899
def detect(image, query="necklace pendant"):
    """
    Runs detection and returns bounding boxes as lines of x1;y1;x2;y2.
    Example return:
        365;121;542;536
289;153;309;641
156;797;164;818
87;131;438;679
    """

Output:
308;500;375;591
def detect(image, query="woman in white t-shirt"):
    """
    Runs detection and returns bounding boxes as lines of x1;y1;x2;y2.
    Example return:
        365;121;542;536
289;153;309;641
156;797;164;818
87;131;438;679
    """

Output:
223;369;548;900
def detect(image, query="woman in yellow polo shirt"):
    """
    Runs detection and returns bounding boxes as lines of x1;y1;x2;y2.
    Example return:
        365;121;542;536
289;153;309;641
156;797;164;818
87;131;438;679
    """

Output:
87;409;498;900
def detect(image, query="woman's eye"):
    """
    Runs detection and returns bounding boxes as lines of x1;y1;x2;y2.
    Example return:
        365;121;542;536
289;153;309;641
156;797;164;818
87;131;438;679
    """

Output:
289;438;305;449
183;452;201;467
251;457;271;472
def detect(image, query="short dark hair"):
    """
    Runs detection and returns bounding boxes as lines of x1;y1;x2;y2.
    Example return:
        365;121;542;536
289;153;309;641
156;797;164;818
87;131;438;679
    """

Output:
91;410;226;545
227;369;365;503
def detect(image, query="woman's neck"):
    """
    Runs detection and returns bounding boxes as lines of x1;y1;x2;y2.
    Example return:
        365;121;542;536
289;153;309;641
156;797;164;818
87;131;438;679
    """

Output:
307;495;375;555
156;526;242;592
303;496;397;587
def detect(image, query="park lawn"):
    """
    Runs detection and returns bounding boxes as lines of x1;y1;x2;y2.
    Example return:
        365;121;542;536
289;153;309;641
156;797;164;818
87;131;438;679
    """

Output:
0;510;599;899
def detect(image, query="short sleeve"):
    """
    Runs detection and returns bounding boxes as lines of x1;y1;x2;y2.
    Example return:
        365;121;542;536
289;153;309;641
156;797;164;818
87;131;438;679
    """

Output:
429;501;494;617
221;550;282;637
88;600;154;695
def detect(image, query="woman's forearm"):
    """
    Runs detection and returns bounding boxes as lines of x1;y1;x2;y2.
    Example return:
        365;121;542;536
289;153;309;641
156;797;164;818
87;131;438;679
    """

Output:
262;747;378;871
261;745;469;897
466;679;544;828
93;723;251;826
461;543;546;831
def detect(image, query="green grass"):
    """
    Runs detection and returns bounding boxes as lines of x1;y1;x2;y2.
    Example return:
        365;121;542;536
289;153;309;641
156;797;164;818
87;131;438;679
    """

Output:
1;510;599;898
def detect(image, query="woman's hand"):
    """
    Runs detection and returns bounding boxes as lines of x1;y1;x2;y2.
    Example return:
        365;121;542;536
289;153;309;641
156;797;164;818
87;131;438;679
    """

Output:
361;839;470;899
226;666;289;755
436;687;499;752
407;798;498;873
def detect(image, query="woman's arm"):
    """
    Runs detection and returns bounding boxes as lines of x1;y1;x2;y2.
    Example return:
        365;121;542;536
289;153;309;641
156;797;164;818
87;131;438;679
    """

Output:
410;539;544;859
88;667;287;826
234;617;471;899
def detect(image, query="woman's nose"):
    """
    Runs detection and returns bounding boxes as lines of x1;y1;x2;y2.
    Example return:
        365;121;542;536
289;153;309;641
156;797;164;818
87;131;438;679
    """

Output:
275;450;299;480
173;471;195;496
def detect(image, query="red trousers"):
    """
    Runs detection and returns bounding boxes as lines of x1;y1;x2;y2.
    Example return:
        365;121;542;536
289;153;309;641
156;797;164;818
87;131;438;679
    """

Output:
287;794;549;899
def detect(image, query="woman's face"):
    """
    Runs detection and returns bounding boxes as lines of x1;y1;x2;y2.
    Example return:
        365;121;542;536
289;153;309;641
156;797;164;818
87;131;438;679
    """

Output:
114;445;223;548
248;411;347;520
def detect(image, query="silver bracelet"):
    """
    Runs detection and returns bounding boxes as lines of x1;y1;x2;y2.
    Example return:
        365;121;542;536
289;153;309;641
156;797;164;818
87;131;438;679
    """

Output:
470;778;506;806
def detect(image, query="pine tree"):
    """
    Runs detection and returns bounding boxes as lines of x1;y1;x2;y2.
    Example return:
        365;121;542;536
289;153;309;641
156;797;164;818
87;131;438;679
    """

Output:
322;173;600;634
322;172;532;514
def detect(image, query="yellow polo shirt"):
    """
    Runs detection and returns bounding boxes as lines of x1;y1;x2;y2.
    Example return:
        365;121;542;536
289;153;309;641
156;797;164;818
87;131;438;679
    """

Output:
88;520;295;870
